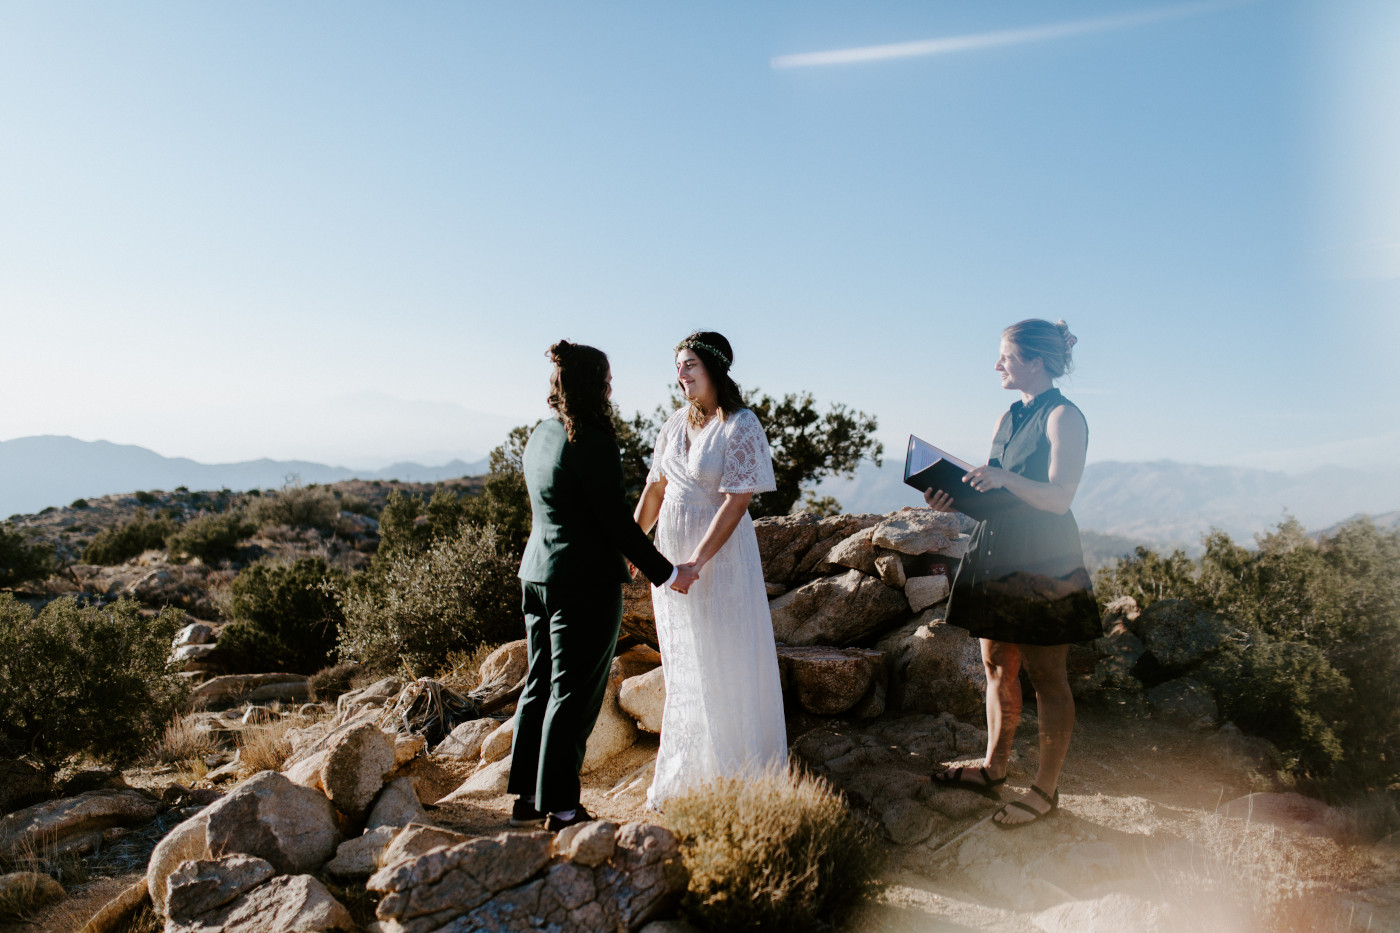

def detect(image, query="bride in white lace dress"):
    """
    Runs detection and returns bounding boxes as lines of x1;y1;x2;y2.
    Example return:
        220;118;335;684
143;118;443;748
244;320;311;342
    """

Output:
632;331;788;809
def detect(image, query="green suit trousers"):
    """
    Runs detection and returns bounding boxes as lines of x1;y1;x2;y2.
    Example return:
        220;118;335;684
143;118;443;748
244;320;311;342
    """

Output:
506;579;623;812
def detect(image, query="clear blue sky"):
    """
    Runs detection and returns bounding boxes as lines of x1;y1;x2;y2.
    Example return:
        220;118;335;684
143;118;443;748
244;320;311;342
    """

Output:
1;1;1394;471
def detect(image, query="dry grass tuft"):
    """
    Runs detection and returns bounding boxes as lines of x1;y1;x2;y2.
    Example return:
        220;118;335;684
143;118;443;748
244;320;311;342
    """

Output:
439;642;503;689
151;714;219;766
664;764;883;933
235;717;296;777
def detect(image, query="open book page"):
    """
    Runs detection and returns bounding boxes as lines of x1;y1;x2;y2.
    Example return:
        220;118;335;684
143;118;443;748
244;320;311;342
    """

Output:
905;435;975;479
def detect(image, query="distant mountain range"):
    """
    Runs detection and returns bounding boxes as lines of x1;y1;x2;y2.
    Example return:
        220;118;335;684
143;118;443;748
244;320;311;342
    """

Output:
5;436;1398;551
813;458;1400;550
0;436;487;518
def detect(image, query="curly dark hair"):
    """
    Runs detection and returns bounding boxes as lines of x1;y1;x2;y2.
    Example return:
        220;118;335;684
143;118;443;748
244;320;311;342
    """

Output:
675;331;746;427
547;340;616;443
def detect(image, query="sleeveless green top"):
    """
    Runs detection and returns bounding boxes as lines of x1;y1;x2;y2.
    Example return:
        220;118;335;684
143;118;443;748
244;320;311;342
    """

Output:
946;388;1099;645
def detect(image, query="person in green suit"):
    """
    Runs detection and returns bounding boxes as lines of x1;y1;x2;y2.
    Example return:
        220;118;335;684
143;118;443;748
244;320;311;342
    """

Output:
508;340;699;831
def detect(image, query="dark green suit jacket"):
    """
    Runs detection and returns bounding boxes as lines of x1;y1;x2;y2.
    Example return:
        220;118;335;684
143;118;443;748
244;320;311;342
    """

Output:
517;418;673;587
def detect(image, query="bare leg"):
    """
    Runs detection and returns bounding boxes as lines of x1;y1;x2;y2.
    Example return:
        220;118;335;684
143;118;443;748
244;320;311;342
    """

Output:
979;639;1021;782
993;643;1072;825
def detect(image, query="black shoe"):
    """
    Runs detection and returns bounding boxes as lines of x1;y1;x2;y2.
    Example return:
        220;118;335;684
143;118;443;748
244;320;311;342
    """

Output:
509;798;546;828
546;807;594;832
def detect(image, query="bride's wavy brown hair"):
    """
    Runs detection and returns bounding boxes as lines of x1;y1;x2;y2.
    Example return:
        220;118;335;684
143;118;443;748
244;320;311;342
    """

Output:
547;340;616;444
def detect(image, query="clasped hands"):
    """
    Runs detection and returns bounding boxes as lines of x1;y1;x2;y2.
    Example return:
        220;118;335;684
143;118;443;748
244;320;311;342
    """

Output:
626;559;701;594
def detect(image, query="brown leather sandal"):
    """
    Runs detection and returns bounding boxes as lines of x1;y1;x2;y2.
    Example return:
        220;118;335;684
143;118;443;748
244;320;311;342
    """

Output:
992;783;1058;829
931;765;1006;801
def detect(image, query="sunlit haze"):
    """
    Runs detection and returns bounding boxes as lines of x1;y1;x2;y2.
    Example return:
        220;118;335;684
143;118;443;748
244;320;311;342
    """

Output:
1;1;1392;471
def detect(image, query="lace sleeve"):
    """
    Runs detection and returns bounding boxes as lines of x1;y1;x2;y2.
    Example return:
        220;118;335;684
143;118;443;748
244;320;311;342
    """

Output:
719;409;777;494
645;414;672;485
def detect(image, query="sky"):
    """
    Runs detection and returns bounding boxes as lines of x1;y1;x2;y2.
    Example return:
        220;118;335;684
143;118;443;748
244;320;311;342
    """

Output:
1;0;1395;472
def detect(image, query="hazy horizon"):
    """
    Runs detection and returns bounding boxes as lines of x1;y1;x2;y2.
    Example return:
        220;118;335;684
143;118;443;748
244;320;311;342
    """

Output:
2;2;1395;473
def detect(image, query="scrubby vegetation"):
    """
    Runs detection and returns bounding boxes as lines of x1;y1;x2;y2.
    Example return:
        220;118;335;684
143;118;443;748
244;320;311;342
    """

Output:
664;766;883;932
1097;516;1400;790
336;522;521;676
247;482;340;532
166;509;256;565
80;509;178;565
218;557;348;675
0;595;187;765
0;523;55;587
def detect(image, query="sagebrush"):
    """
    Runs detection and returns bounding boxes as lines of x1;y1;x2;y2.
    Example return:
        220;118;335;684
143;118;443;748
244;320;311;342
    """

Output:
0;595;187;765
336;522;522;676
81;509;178;565
664;766;882;932
218;557;347;674
166;509;254;565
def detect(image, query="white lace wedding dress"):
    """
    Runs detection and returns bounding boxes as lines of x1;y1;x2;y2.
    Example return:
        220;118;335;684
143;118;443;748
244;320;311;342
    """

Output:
646;406;788;808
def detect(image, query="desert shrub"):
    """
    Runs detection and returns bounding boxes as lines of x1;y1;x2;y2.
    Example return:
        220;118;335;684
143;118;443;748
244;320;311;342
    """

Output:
336;523;522;676
247;483;339;532
664;766;882;932
1196;634;1351;775
70;498;89;509
378;489;469;557
165;510;255;565
339;493;375;517
217;557;347;675
0;524;55;587
134;490;158;505
81;510;178;565
1097;517;1400;790
0;595;187;765
309;660;361;702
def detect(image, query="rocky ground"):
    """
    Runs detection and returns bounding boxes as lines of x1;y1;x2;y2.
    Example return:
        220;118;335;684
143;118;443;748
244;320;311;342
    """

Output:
3;504;1398;931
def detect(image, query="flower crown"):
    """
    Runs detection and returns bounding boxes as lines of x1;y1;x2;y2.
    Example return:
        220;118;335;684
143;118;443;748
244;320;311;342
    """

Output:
675;338;731;367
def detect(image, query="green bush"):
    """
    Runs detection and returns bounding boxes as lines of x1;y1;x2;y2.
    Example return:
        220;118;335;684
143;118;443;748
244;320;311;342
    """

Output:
247;484;340;532
665;766;882;932
165;510;255;565
81;510;178;565
70;498;89;509
309;661;361;702
336;523;522;676
0;595;187;765
1097;517;1400;789
218;557;347;675
0;524;55;588
134;490;158;505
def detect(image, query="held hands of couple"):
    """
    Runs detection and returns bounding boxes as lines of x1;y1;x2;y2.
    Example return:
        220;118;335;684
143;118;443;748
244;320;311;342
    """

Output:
670;561;700;594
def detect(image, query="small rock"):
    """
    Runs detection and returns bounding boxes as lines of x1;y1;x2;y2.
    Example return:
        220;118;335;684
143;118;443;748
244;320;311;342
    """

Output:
203;771;341;875
822;528;879;576
379;823;470;870
438;758;513;801
319;722;396;820
769;569;909;646
875;552;906;587
582;657;640;773
481;720;515;763
392;733;426;767
557;820;618;867
366;777;426;831
324;826;399;879
165;855;275;920
175;622;216;646
165;873;355;933
764;582;787;598
905;574;951;613
619;666;667;733
776;646;885;716
871;511;962;555
147;813;210;915
336;677;402;716
434;719;498;760
191;673;309;709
